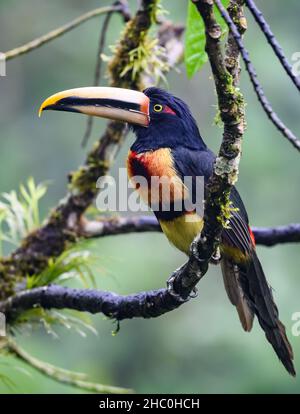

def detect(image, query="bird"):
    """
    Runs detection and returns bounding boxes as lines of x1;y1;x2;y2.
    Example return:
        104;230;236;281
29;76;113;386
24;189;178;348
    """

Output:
39;86;295;376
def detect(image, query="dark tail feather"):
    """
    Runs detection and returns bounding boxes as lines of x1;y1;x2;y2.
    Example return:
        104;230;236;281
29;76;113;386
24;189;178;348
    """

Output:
244;251;296;376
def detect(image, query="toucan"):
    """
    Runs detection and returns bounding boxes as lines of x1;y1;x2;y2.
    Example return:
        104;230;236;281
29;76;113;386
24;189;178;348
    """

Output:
40;86;295;376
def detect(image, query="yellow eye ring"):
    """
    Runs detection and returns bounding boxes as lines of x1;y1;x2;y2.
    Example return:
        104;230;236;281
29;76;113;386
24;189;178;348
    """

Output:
153;104;163;112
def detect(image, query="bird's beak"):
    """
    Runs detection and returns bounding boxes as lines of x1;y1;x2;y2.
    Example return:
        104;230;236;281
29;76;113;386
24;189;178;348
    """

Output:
39;87;150;127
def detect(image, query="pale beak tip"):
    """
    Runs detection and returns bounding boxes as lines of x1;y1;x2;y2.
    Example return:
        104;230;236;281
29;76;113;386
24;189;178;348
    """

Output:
38;103;45;118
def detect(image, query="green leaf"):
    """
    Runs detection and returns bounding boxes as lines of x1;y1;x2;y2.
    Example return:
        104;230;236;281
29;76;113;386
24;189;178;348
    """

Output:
184;0;230;79
185;2;207;79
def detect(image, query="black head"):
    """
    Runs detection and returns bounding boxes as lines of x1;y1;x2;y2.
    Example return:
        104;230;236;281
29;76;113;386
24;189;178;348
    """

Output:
131;87;206;153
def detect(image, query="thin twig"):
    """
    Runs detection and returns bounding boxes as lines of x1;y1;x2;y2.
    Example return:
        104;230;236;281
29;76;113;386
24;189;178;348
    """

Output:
214;0;300;152
4;5;121;61
7;337;132;394
245;0;300;91
78;216;300;247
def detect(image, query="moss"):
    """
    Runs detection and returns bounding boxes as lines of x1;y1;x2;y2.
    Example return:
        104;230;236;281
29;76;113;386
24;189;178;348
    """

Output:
0;259;20;300
213;110;223;127
108;0;160;89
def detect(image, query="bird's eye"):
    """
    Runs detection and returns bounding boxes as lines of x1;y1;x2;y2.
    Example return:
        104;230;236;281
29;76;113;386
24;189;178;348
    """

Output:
153;104;163;112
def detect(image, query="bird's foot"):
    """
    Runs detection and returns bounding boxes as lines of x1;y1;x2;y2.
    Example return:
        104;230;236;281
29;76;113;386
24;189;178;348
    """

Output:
191;239;221;267
167;266;198;302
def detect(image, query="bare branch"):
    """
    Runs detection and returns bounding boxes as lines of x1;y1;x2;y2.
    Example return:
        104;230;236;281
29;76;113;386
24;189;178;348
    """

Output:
79;216;300;247
4;5;122;61
252;224;300;247
245;0;300;91
215;0;300;152
79;215;162;238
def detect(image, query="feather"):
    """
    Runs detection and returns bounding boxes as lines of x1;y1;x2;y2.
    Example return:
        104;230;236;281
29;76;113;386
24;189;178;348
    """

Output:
221;258;254;332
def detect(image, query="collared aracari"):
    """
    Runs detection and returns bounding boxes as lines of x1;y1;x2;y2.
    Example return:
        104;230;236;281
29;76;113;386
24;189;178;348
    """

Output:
39;86;295;376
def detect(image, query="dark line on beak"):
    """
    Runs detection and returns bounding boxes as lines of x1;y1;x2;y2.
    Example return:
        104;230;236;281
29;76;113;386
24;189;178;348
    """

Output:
57;96;141;112
43;105;81;114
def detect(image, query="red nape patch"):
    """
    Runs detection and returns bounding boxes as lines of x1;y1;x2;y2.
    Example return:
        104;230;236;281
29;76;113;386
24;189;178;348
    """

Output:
128;150;137;160
163;105;176;115
248;226;256;246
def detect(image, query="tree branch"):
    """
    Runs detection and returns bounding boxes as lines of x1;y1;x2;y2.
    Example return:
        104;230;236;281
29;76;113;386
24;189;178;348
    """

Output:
214;0;300;152
78;216;300;247
2;221;300;321
4;5;125;61
0;284;186;323
251;224;300;247
79;215;162;238
245;0;300;91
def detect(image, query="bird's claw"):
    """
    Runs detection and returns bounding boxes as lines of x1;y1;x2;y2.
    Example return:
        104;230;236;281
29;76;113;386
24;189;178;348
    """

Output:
210;247;222;265
167;274;184;301
191;239;222;266
188;286;198;299
167;272;198;302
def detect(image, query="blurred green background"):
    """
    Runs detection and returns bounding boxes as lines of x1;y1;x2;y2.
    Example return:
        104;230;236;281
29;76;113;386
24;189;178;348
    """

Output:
0;0;299;394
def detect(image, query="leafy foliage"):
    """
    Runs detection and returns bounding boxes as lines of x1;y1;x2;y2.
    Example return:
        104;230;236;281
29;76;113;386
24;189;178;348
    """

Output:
185;2;208;79
0;180;107;392
185;0;230;78
0;177;47;254
12;307;98;339
26;242;97;289
120;38;170;84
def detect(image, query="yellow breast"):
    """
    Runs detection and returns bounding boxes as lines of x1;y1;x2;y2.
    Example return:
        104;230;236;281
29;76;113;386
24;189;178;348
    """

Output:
127;148;203;255
159;213;203;255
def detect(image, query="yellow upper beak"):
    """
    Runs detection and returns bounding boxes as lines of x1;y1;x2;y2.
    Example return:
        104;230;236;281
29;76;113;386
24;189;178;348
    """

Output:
39;87;150;127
